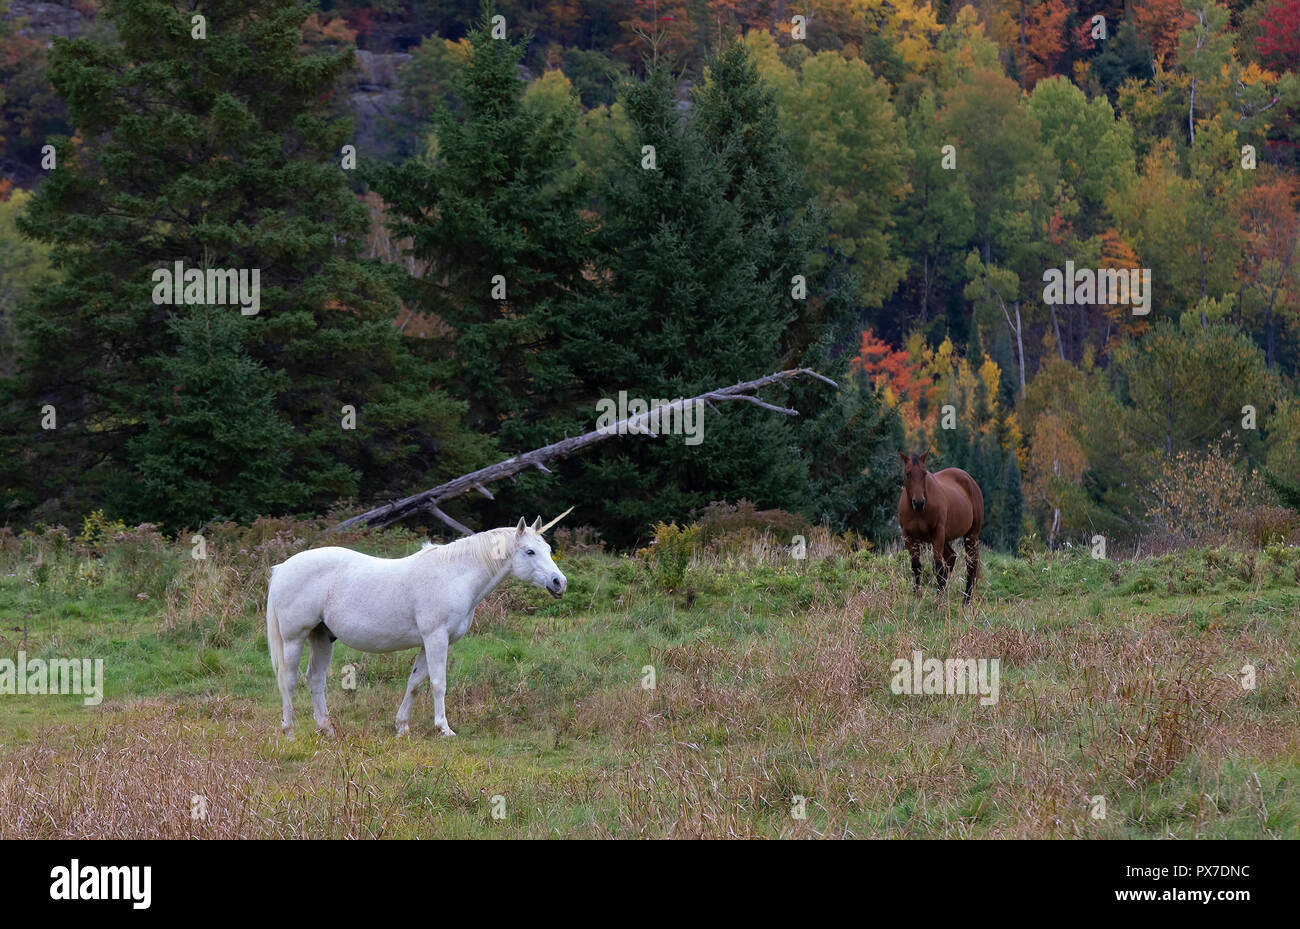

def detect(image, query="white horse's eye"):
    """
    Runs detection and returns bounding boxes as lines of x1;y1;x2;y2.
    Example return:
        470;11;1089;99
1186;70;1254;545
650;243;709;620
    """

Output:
526;549;535;556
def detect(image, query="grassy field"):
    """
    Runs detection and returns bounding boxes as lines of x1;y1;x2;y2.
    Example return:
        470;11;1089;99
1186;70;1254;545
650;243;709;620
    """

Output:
1;520;1297;838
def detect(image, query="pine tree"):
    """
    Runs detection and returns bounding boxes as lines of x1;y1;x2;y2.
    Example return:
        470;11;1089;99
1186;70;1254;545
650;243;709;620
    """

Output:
555;61;809;544
811;371;906;539
693;41;900;536
371;10;593;453
970;430;1003;545
115;309;300;528
3;0;491;527
999;448;1025;551
936;403;971;472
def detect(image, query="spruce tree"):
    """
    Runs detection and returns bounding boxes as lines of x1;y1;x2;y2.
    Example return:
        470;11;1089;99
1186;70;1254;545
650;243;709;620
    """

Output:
555;61;810;544
970;430;1003;546
812;372;906;539
3;0;491;527
998;447;1024;551
371;11;593;453
116;309;299;527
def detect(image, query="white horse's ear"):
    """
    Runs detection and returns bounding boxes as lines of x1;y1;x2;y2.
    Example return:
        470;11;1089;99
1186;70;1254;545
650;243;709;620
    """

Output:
530;515;542;532
516;517;526;534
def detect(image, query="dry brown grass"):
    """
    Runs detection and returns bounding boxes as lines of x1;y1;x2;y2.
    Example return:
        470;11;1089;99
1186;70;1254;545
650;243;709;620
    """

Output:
2;515;1297;839
0;700;413;839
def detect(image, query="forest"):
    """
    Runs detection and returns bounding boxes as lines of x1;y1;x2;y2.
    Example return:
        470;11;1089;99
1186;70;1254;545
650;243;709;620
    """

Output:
1;0;1299;552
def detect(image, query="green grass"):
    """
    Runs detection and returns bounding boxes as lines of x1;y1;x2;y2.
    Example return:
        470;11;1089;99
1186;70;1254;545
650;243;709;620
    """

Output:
0;533;1298;838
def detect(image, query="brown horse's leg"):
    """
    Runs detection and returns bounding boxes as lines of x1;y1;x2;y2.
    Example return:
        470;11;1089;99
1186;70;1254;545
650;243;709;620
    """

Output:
932;531;950;592
905;535;923;594
943;542;957;589
963;535;980;604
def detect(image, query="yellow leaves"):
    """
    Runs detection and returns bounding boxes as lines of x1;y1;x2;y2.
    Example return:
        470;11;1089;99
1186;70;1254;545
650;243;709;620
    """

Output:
1147;446;1251;543
1025;410;1085;502
1005;412;1026;471
978;357;1001;401
1238;60;1279;86
447;38;473;64
846;0;942;72
928;333;952;375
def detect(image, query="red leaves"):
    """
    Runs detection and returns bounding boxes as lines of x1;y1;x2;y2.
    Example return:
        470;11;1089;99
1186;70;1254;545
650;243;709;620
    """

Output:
1257;0;1300;72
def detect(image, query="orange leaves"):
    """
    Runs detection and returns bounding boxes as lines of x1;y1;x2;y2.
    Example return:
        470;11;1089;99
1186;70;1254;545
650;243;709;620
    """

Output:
850;329;936;438
615;0;694;67
1023;0;1069;90
1237;171;1300;275
1132;0;1195;64
1098;227;1148;342
299;14;358;51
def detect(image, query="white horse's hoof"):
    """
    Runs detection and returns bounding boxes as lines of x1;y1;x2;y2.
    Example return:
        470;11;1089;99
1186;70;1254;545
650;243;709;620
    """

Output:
317;722;335;736
396;724;410;738
437;725;456;738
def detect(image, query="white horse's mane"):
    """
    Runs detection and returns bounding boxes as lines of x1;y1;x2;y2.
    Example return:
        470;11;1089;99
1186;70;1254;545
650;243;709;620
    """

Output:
419;526;529;570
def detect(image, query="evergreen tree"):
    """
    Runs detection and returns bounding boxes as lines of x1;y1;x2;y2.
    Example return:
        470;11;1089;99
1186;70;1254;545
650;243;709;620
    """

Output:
116;309;300;528
3;0;491;527
694;41;901;537
989;328;1020;410
371;11;593;453
809;371;906;539
970;430;1002;545
998;447;1024;551
556;61;807;545
936;402;971;472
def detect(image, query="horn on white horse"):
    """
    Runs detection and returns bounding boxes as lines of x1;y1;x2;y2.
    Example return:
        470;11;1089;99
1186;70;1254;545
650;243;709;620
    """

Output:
538;506;574;534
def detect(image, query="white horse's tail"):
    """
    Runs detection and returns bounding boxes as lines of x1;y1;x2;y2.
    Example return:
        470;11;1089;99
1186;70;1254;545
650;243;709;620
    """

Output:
266;567;286;688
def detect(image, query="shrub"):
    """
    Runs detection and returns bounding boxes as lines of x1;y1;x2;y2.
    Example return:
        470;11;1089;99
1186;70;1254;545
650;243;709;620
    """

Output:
1234;505;1300;549
692;500;811;547
637;522;700;591
1145;446;1259;546
553;525;605;556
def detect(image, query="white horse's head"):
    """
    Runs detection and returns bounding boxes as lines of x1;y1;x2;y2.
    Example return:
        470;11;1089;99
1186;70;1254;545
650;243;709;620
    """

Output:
509;516;566;598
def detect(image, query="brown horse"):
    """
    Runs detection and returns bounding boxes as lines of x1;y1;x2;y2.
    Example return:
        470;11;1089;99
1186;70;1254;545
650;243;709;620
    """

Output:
897;452;984;604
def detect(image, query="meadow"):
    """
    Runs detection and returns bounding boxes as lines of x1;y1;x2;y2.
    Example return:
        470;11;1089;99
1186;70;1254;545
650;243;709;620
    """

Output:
0;517;1297;839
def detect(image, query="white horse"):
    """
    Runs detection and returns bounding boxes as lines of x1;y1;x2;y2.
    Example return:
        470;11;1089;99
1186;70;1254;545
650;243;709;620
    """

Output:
266;516;567;738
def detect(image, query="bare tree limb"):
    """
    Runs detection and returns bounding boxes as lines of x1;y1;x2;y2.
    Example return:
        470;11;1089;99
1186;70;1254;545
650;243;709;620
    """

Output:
714;394;800;416
329;367;837;533
428;505;474;536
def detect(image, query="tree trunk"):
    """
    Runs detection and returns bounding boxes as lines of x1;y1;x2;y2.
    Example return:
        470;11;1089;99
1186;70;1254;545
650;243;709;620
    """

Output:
329;367;837;534
1014;301;1026;397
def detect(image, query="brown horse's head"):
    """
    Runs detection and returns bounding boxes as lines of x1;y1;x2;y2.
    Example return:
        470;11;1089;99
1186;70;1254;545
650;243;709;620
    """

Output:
899;451;930;513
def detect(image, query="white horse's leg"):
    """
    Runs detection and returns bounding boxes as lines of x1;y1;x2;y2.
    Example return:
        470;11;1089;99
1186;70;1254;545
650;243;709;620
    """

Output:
279;634;306;737
395;649;428;738
423;629;455;737
306;626;335;735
